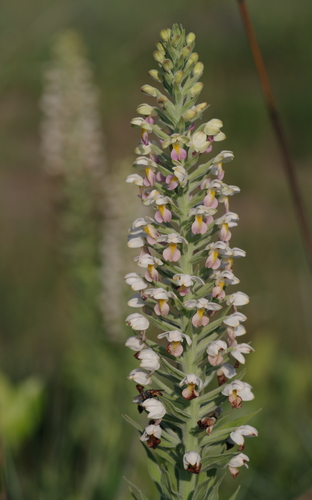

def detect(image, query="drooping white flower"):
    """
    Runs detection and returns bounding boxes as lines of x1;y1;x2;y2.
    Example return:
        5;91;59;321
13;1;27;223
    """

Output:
230;425;258;448
190;130;211;152
137;348;160;371
230;343;254;364
157;233;187;263
140;424;162;448
124;272;147;291
144;288;176;317
125;313;150;331
184;298;222;328
183;451;202;474
173;274;204;296
127;294;146;308
141;398;166;419
216;364;237;385
179;374;203;400
228;453;250;478
226;292;250;307
157;329;191;357
222;380;255;408
127;228;146;248
128;368;152;385
125;336;146;351
206;340;228;366
126;173;144;186
223;312;247;328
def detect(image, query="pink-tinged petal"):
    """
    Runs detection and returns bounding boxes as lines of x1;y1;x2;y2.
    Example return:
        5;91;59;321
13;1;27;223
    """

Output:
192;217;208;235
145;267;159;282
177;286;190;296
205;215;214;225
179;147;187;159
171;149;179;161
166;175;179;190
141;131;149;145
156;171;165;183
155;210;163;223
204;193;218;208
167;341;183;358
204;144;213;153
208;354;224;366
154;303;161;315
145;270;153;282
145;116;154;124
220;225;232;242
205;255;221;270
192;311;209;327
159;300;170;317
182;385;199;400
201;316;209;327
212;286;225;300
163;208;172;223
146;235;157;245
163;246;181;262
144;168;156;186
217;165;224;180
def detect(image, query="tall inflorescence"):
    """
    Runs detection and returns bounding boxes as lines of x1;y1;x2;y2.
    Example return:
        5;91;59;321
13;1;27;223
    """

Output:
124;25;258;500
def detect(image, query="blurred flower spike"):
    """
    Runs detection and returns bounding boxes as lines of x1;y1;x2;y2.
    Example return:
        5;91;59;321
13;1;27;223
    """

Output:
123;23;258;499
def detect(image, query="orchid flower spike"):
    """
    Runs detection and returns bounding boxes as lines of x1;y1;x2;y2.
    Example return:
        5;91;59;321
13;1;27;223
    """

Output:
124;24;257;499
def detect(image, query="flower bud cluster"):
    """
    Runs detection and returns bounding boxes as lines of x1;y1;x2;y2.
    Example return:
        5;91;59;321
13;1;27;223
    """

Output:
123;24;257;497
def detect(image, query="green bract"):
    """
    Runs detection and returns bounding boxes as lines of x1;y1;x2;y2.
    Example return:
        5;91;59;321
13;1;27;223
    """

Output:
124;23;258;500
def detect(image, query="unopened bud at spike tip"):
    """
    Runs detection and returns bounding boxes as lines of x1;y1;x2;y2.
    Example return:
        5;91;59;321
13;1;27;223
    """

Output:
190;82;204;97
156;42;166;54
171;34;180;47
153;50;165;64
148;70;162;83
193;62;204;78
160;28;171;42
186;32;196;45
163;59;173;72
141;85;158;97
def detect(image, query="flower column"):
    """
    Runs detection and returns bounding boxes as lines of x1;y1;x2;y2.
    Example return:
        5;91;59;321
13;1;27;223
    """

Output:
124;24;258;500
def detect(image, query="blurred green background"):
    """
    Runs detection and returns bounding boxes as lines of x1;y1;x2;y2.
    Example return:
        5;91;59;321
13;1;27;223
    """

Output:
0;0;312;499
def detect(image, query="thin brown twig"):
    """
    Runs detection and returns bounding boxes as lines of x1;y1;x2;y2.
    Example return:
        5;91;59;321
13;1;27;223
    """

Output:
237;0;312;269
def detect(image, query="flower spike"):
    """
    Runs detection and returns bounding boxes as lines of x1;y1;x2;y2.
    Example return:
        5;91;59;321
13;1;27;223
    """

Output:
124;24;257;499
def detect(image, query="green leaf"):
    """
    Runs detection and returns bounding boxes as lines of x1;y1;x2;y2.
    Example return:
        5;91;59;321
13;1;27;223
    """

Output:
160;357;185;381
192;478;213;500
160;397;190;423
197;310;231;342
207;473;226;499
217;408;262;432
144;447;162;485
189;159;214;184
124;477;151;500
193;281;215;300
147;314;180;333
122;414;143;433
161;466;183;499
228;485;241;500
155;447;177;466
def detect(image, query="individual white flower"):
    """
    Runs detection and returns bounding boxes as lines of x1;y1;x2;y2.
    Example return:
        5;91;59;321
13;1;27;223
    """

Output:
141;399;166;419
144;288;176;317
172;165;188;187
184;298;222;328
216;364;237;385
131;217;160;244
215;212;239;242
173;273;204;296
127;294;146;308
230;343;254;364
183;451;202;474
226;292;250;307
124;272;147;290
128;368;152;385
140;424;162;449
228;453;250;478
134;254;163;282
157;233;187;263
190;131;211;152
157;330;191;358
127;229;146;248
204;118;224;137
222;380;255;408
230;425;258;449
126;173;144;186
206;340;228;366
130;117;153;131
137;348;160;371
179;374;203;400
125;336;146;351
223;312;247;328
125;313;150;331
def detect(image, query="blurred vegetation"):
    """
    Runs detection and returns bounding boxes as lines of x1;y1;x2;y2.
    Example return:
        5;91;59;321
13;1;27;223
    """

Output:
0;0;311;499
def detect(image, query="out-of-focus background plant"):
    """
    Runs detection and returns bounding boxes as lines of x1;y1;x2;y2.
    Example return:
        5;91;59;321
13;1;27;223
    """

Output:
0;1;311;499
